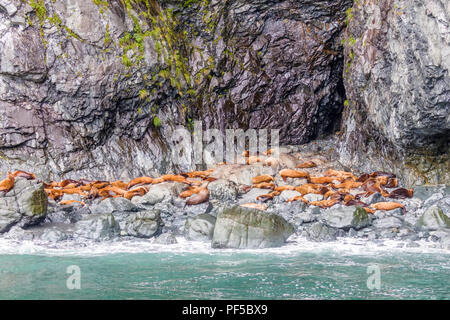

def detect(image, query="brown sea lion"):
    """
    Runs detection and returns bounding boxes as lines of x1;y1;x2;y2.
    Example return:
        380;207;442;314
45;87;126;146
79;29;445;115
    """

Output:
124;186;148;200
356;173;370;183
385;178;399;188
370;171;396;179
256;191;281;202
59;200;86;206
295;184;324;195
59;179;81;188
180;186;203;199
247;156;264;165
186;188;210;206
286;195;309;204
11;170;36;180
111;180;129;190
296;161;317;169
0;172;15;193
309;176;343;184
333;180;363;190
252;182;275;190
309;199;339;208
274;185;295;192
128;177;154;189
325;169;356;180
280;169;310;181
263;148;275;156
240;203;268;211
388;188;414;199
251;175;274;184
183;169;214;179
370;202;406;214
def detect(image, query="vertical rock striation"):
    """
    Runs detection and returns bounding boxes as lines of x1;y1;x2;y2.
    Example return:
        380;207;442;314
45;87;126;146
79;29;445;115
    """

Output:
0;0;351;180
339;0;449;185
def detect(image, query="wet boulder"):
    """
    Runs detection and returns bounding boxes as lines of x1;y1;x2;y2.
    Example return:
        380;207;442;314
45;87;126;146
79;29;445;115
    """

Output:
184;213;216;241
212;206;294;249
0;178;48;233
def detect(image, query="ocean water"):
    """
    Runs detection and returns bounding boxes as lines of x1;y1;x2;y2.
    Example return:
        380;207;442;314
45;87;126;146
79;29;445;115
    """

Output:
0;237;449;300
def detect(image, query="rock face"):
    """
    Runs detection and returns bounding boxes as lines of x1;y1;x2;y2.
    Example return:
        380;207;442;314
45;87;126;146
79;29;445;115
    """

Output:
212;206;294;249
322;206;371;230
0;178;48;233
184;213;216;241
0;0;351;180
417;206;450;231
339;0;450;186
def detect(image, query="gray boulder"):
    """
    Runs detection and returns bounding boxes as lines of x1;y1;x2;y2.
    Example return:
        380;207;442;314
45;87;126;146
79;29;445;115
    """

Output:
132;182;186;206
154;233;178;245
0;178;48;233
305;222;337;242
322;205;371;230
211;206;294;249
208;179;238;201
417;206;450;231
373;217;403;229
90;197;140;215
74;213;120;241
124;210;162;238
184;213;216;241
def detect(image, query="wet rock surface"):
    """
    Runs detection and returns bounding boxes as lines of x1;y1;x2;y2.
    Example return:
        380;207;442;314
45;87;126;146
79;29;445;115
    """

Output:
339;0;450;186
0;0;351;180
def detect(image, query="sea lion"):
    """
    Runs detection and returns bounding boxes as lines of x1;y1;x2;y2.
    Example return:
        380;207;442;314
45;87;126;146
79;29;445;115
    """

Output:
59;200;86;206
186;188;210;206
295;184;325;195
296;161;317;169
333;180;363;190
251;175;274;184
274;185;295;192
362;179;389;197
111;180;129;190
240;203;268;211
161;174;188;183
183;169;214;179
309;199;339;208
370;171;396;179
252;182;275;190
180;186;203;198
256;191;281;202
309;176;343;184
263;148;275;156
388;188;414;199
11;170;36;180
356;173;370;183
0;172;15;193
286;195;309;204
124;186;148;200
325;169;356;180
128;177;154;189
247;156;264;165
370;202;406;214
59;179;81;188
279;169;310;181
344;199;369;207
385;178;398;188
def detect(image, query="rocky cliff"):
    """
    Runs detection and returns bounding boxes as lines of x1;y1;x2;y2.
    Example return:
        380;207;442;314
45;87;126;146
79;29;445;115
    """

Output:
0;0;448;186
0;0;351;180
338;0;449;186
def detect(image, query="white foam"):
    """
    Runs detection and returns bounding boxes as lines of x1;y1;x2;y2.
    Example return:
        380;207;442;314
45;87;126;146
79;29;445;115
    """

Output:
0;235;448;257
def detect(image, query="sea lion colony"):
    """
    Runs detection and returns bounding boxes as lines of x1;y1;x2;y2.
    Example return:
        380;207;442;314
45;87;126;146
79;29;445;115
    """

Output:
0;153;413;215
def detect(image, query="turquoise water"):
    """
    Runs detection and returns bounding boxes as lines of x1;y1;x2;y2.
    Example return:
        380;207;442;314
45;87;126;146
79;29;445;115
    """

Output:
0;239;449;299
